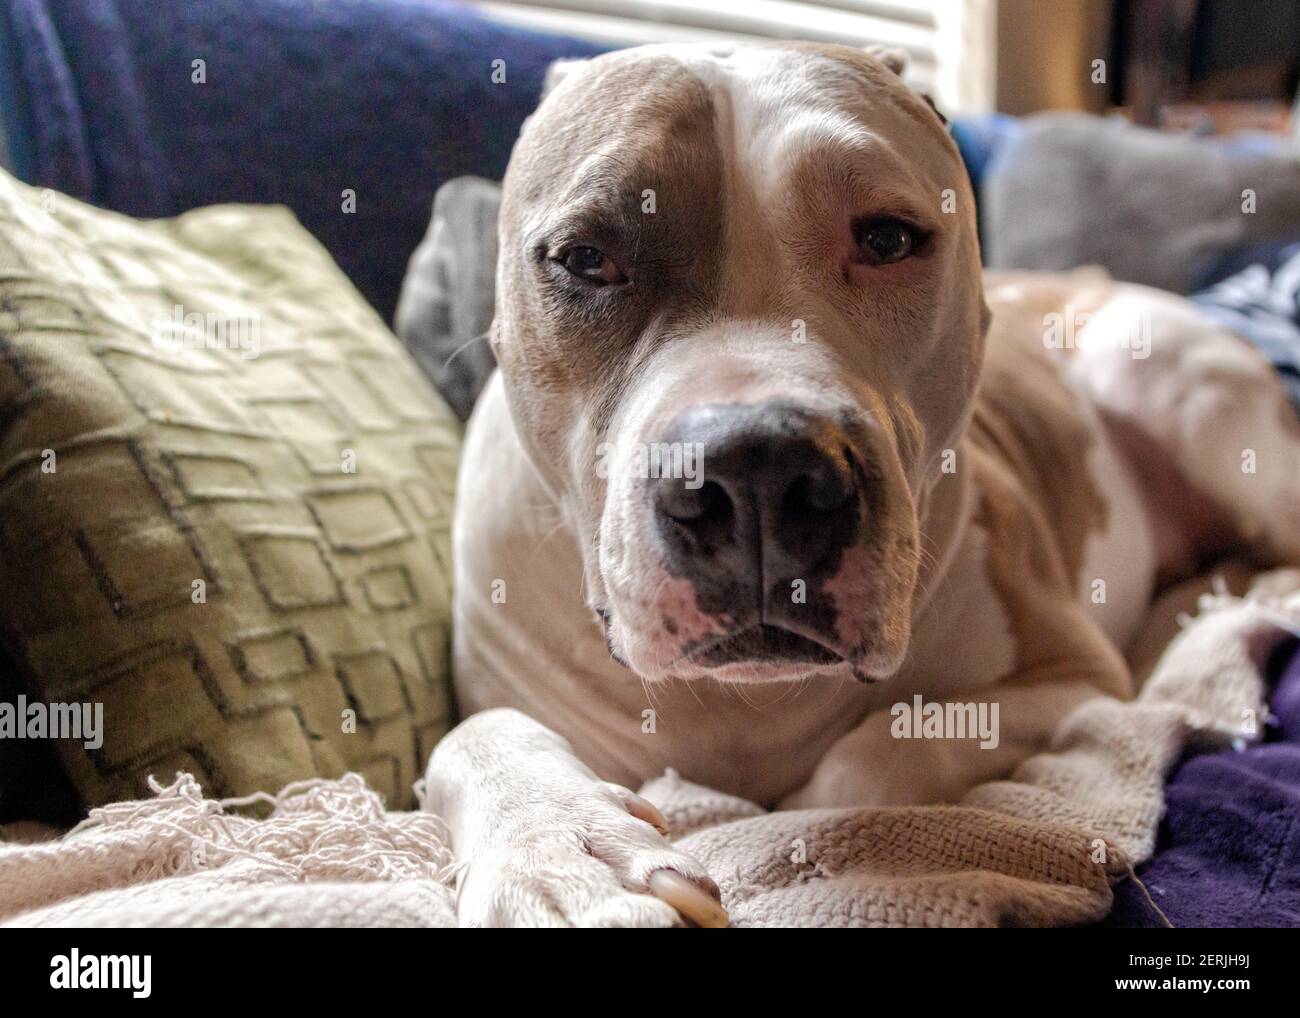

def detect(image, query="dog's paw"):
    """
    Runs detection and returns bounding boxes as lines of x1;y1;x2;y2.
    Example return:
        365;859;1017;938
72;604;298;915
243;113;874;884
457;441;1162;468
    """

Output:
456;781;726;928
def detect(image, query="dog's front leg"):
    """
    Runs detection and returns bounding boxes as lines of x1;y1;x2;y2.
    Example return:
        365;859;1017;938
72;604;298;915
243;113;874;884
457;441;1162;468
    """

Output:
422;707;727;927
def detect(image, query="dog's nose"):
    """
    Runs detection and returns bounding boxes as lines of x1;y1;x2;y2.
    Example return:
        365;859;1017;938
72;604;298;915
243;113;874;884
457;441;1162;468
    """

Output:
651;401;863;609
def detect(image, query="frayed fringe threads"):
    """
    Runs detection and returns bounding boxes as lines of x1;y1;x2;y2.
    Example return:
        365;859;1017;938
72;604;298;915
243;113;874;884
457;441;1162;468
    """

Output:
69;772;457;886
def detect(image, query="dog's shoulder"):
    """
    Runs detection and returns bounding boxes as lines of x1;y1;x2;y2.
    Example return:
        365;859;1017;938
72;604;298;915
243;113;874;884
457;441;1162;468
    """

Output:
945;274;1138;695
967;272;1117;590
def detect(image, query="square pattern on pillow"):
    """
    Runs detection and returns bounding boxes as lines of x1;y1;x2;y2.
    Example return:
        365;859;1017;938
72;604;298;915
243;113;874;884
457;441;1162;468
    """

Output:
0;169;460;810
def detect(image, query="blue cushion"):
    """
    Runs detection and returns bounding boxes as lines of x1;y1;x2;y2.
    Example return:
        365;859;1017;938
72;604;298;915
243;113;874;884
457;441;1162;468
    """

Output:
0;3;1014;320
950;113;1021;194
0;0;607;322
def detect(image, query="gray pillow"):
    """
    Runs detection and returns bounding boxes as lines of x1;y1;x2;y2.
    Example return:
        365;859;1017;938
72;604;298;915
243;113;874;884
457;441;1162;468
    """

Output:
983;113;1300;294
395;176;501;421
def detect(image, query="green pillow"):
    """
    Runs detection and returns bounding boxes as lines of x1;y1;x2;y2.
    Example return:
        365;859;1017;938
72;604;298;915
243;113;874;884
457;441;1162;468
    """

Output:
0;169;459;810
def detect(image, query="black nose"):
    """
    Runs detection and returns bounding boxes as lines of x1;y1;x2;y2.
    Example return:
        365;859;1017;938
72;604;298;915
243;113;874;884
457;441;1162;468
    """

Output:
650;400;864;616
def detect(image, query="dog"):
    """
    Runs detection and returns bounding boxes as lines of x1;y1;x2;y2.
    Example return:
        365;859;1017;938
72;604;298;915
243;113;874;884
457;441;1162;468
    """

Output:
422;42;1300;927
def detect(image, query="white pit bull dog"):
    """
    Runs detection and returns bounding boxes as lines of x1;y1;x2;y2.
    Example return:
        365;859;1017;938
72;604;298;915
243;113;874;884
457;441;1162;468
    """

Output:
423;42;1300;927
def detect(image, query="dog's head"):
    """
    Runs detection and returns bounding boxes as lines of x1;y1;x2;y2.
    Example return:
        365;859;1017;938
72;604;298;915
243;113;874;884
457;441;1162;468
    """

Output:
492;43;988;683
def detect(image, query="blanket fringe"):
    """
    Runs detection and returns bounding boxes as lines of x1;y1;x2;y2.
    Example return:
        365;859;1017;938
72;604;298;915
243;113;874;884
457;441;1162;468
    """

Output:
1177;573;1300;634
65;772;457;888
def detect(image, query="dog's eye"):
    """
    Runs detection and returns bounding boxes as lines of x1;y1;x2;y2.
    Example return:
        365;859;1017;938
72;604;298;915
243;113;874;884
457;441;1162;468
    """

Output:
853;219;921;266
556;245;627;286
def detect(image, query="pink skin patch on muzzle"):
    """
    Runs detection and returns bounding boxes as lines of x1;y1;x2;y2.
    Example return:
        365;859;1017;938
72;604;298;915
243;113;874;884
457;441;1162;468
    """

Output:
823;544;877;652
618;575;734;674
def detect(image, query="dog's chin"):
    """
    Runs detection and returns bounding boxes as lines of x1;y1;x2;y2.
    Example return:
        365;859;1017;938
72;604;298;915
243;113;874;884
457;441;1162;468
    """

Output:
671;645;905;685
699;657;852;683
610;617;908;684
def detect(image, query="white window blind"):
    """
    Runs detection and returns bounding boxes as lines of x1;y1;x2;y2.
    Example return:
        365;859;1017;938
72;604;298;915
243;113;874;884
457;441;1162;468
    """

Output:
468;0;996;113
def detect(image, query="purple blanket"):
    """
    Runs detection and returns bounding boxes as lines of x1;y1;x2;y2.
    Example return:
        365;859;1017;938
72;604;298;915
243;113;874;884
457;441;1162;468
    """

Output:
1103;642;1300;926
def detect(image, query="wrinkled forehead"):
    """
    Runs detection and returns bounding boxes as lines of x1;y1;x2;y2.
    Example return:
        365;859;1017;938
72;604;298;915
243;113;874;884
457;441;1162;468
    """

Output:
506;43;961;224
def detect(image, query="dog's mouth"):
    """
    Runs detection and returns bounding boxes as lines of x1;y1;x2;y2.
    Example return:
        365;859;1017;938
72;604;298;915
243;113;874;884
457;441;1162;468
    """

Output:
599;607;888;683
684;623;842;668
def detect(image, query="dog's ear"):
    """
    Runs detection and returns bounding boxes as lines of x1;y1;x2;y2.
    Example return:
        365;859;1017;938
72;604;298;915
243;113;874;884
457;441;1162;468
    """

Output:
863;45;947;127
863;45;908;77
542;58;591;99
921;93;948;126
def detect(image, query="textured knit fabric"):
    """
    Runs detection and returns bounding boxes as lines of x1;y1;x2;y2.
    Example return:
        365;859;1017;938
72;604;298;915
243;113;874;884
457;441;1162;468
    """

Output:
2;580;1295;927
0;774;458;926
0;166;459;813
0;0;606;323
650;580;1298;927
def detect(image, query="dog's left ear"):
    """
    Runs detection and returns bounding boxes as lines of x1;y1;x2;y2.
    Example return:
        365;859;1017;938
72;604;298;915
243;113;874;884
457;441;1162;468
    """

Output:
863;45;947;126
863;44;908;76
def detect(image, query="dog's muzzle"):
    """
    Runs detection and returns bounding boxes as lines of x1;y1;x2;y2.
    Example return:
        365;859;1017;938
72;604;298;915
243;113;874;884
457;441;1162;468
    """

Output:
649;399;868;665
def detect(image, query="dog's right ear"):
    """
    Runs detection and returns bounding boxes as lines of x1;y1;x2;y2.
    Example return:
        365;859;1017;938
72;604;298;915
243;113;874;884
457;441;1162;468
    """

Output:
521;58;590;137
542;58;591;99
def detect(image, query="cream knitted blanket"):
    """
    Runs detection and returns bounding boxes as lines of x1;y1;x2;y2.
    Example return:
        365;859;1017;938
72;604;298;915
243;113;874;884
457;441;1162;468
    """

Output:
2;577;1297;928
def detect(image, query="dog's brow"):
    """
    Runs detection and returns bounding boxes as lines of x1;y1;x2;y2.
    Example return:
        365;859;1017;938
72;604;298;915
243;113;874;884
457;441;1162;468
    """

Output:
542;204;637;244
772;111;919;186
779;127;934;222
540;175;652;238
558;150;645;205
779;110;878;160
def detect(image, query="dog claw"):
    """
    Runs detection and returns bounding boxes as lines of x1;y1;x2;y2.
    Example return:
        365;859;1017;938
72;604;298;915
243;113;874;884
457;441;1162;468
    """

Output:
624;792;672;837
608;784;672;837
649;870;729;928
